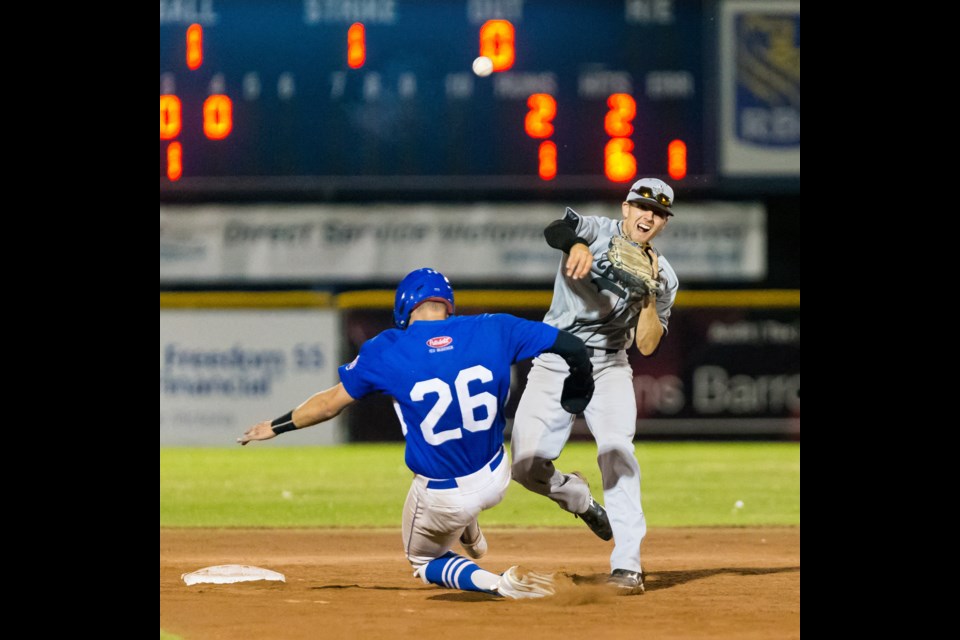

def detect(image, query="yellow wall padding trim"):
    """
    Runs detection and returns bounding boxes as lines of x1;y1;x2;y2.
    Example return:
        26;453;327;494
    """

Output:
160;291;332;309
675;290;800;308
336;289;799;309
161;289;799;310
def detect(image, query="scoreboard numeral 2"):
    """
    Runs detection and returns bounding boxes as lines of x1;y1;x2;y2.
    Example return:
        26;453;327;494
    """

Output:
524;93;643;182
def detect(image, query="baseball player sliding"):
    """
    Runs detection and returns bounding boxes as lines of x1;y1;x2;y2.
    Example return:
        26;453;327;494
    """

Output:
511;178;680;594
239;268;596;599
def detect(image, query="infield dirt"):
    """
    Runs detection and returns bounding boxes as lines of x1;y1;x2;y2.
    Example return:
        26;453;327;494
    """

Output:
160;527;799;639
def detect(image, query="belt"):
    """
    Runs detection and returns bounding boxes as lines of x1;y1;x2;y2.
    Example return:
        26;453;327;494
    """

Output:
426;447;505;490
587;347;621;357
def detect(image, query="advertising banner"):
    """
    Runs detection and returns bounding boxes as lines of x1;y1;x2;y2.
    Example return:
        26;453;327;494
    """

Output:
160;310;343;445
340;305;799;440
719;0;801;177
161;203;766;283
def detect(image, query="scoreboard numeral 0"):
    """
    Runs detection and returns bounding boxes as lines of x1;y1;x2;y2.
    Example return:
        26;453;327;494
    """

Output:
203;95;233;140
479;20;515;72
160;95;182;140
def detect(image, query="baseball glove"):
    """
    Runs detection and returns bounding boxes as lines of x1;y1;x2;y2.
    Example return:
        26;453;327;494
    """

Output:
560;365;595;414
607;235;662;297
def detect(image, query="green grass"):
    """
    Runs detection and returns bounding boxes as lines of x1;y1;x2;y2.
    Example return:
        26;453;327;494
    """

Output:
160;442;799;528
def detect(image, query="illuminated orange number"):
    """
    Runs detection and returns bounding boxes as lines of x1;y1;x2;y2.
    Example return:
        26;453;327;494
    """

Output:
479;20;515;72
160;95;182;140
538;141;557;181
186;24;203;70
348;23;365;69
668;139;687;180
604;94;636;137
167;142;183;181
604;138;636;182
525;94;556;139
203;95;233;140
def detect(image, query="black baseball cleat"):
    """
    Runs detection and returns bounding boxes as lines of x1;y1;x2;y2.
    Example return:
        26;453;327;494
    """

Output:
570;472;613;541
608;568;645;594
575;496;613;541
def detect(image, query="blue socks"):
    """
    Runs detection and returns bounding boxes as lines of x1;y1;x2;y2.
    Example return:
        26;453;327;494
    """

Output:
420;552;497;592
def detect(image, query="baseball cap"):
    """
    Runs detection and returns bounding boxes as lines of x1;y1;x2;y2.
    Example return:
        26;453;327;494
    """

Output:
625;178;675;216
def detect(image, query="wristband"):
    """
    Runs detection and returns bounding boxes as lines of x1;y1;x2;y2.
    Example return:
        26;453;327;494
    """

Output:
270;411;297;435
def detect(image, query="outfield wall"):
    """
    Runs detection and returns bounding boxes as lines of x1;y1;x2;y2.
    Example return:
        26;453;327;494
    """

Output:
160;290;799;444
160;305;344;446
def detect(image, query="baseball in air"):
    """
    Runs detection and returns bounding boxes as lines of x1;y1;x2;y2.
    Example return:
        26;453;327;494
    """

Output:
734;500;744;509
472;56;494;77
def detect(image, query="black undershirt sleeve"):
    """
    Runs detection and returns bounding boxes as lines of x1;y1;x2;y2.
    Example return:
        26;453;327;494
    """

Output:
544;219;589;254
543;329;590;374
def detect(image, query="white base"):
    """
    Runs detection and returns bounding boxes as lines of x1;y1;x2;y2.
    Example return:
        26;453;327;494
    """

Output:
181;564;286;586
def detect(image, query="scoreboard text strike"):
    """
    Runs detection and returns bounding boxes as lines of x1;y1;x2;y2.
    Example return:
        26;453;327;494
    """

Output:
160;1;705;193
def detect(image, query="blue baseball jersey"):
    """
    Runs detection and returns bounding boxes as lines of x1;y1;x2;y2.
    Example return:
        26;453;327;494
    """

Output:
339;314;559;479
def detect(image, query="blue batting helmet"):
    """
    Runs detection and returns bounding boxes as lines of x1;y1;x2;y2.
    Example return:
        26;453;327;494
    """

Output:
393;268;455;329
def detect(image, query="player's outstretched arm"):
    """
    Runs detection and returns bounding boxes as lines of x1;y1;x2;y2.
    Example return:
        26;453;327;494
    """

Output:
237;420;278;445
544;219;593;279
237;383;357;445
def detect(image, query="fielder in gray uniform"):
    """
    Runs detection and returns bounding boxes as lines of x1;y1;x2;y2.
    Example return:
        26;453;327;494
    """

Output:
511;178;679;594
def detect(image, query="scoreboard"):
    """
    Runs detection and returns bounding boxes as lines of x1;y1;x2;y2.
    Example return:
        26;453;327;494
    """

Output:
160;0;712;197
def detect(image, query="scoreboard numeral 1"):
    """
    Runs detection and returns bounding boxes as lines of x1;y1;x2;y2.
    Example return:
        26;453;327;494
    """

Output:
186;24;203;70
167;142;183;181
538;141;557;180
348;23;366;69
668;139;687;180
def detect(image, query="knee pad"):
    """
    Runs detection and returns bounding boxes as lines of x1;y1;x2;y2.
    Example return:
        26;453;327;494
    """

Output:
597;448;640;491
511;456;556;494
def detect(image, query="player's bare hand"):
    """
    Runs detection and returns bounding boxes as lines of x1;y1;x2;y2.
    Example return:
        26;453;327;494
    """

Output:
565;244;593;279
237;420;276;446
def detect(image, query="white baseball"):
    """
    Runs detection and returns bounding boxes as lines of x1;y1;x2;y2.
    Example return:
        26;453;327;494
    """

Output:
734;500;744;509
472;56;494;77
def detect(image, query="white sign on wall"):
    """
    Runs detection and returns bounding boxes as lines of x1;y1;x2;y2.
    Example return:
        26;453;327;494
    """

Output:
160;202;766;283
160;310;343;446
719;0;801;177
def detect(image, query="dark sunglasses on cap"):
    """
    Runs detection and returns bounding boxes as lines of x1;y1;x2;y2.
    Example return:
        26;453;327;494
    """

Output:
631;185;672;207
